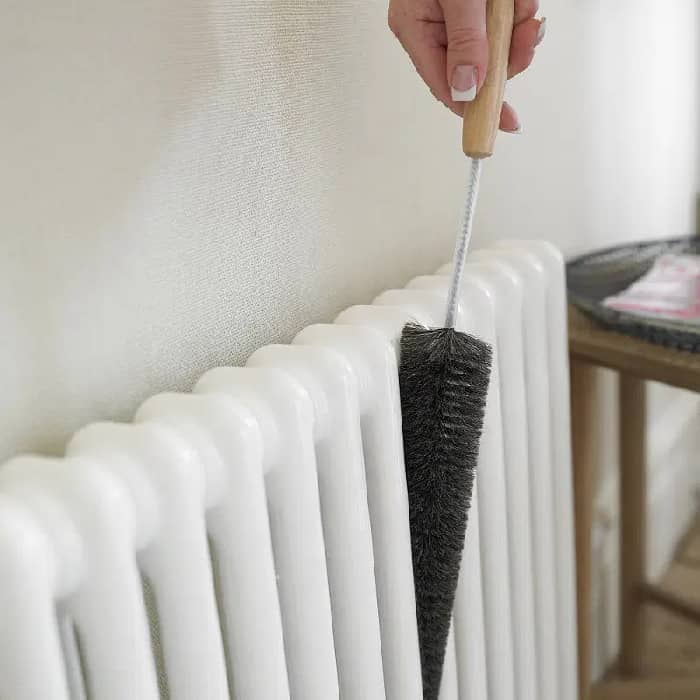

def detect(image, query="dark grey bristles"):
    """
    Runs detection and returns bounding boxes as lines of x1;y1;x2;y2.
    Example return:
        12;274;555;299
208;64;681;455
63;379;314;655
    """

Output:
399;322;492;700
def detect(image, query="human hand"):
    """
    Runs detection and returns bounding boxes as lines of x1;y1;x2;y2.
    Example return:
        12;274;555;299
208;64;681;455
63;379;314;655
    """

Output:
388;0;545;132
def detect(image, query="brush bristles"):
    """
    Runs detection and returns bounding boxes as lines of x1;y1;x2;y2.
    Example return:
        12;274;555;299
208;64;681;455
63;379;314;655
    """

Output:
399;322;492;700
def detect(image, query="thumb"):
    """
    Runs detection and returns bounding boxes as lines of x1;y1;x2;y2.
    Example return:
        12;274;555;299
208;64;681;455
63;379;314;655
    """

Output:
440;0;488;102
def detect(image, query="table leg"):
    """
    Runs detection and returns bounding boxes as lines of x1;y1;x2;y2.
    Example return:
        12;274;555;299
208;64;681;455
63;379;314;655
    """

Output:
618;374;647;676
571;360;597;700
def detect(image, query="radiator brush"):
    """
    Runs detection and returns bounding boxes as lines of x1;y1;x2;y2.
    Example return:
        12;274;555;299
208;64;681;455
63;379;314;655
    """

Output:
398;1;514;697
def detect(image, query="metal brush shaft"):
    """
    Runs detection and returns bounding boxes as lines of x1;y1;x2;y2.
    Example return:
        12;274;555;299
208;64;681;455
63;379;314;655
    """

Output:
445;158;482;328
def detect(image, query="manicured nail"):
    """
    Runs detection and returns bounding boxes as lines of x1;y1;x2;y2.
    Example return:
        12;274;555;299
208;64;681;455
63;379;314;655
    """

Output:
451;65;477;102
504;113;523;134
536;17;547;46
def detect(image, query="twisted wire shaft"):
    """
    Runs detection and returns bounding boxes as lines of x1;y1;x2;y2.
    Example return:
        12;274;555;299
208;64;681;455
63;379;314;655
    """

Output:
444;157;483;329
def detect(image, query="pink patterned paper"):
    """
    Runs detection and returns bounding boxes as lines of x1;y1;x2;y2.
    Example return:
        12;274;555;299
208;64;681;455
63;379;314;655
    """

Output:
603;254;700;321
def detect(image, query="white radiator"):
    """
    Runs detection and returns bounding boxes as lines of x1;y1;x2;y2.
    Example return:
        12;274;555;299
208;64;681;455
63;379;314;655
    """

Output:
0;240;577;700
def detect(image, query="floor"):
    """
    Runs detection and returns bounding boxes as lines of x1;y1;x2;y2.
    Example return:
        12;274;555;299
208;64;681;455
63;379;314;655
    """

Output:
641;516;700;677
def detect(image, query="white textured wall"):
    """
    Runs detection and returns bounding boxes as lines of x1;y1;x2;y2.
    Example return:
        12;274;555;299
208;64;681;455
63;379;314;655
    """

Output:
1;0;699;677
4;1;696;452
0;0;590;460
1;0;470;459
476;1;700;251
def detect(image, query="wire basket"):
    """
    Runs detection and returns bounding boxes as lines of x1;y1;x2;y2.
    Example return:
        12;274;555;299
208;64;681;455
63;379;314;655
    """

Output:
566;235;700;353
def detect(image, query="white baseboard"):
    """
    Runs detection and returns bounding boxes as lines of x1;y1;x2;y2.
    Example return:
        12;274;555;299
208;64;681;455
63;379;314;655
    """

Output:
589;392;700;681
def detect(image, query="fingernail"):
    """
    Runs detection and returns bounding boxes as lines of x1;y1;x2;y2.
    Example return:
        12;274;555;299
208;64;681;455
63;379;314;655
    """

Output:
535;17;547;46
451;65;477;102
506;123;523;135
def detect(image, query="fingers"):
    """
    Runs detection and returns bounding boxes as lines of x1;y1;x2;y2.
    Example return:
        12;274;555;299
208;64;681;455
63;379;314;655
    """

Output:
438;0;488;102
514;0;539;25
387;0;546;127
391;17;463;116
499;102;521;133
508;0;540;132
389;2;466;115
502;15;545;131
508;17;544;79
511;0;543;78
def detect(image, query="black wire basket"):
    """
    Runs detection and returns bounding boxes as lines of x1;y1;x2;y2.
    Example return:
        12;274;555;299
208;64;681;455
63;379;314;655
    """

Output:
566;235;700;353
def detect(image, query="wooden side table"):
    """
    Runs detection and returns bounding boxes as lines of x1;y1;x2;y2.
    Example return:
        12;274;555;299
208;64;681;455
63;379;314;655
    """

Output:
569;305;700;700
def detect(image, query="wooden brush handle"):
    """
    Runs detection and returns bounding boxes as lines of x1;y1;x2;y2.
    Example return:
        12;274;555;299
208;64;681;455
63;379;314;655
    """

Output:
462;0;515;159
